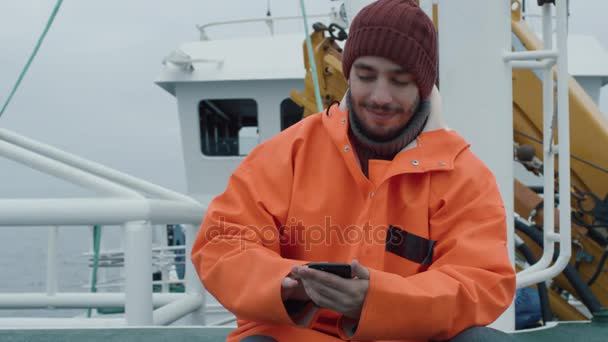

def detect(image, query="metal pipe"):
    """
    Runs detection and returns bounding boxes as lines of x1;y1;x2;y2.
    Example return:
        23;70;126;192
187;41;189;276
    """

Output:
0;128;199;205
0;293;184;309
517;3;556;279
152;294;204;326
0;318;126;328
516;0;572;287
93;280;185;290
204;304;228;310
160;227;169;293
184;224;207;325
124;221;153;325
503;50;558;61
209;317;237;326
0;199;203;226
540;1;556;272
148;200;204;224
83;245;186;256
510;59;554;69
517;253;570;288
197;14;330;40
46;226;59;296
555;0;572;274
0;140;141;198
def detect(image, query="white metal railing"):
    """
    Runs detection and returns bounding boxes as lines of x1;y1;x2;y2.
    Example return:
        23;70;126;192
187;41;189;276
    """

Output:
504;1;572;288
83;244;186;293
0;129;198;204
196;13;332;40
0;127;209;326
521;0;570;35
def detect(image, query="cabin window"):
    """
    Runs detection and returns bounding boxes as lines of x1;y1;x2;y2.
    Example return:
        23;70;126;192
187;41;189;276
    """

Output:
198;99;258;156
281;98;304;131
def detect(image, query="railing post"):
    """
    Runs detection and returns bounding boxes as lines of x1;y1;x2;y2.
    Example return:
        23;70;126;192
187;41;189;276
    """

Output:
124;220;153;325
46;226;59;297
184;223;206;325
515;0;572;288
158;225;169;293
555;0;572;280
517;2;556;278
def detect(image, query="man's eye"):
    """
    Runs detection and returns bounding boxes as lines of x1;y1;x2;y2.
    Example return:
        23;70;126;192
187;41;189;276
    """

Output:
393;79;412;86
357;75;375;82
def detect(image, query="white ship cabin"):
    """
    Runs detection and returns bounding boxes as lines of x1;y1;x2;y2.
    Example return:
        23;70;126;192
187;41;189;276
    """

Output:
156;32;312;204
567;34;608;104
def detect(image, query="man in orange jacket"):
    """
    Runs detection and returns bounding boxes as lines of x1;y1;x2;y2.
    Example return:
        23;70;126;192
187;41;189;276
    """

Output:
191;0;516;341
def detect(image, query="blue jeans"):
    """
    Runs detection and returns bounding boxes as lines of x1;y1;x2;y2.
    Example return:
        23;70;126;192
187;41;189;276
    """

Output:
240;326;515;341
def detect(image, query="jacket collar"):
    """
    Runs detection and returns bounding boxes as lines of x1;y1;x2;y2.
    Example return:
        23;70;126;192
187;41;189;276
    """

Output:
326;86;469;175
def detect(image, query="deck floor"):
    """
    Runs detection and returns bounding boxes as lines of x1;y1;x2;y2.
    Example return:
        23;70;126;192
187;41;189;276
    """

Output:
0;322;605;341
511;321;607;342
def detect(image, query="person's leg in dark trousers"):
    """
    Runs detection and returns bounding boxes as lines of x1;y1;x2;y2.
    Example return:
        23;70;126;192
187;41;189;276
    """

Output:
240;326;515;342
240;336;278;342
444;326;516;342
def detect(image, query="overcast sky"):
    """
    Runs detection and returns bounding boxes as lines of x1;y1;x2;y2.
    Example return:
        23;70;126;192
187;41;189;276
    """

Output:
0;0;335;198
1;0;607;198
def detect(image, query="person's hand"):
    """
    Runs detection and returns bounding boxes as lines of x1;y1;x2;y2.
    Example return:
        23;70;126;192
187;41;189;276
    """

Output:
291;260;370;320
281;274;310;301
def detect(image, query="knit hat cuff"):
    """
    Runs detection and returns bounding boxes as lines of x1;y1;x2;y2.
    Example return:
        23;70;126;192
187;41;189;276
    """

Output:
343;26;436;99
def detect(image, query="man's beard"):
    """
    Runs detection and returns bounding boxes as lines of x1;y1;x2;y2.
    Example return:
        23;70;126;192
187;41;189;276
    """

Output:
347;91;421;142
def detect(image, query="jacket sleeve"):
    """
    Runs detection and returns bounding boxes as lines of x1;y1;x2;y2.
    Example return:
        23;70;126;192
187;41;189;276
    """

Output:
349;150;516;341
190;142;307;325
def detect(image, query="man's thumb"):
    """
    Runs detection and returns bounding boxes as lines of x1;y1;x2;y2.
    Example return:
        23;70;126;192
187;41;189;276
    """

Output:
351;259;370;280
282;277;298;288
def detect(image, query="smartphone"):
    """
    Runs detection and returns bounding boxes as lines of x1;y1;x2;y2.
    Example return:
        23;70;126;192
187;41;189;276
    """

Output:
307;262;352;279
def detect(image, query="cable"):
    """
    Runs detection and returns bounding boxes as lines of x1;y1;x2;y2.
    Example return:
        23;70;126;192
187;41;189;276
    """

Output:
514;218;603;314
0;0;64;119
572;213;608;231
514;130;608;175
587;250;608;286
516;241;553;324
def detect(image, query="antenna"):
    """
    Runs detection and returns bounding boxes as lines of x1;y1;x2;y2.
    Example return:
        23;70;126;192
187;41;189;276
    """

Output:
265;0;275;36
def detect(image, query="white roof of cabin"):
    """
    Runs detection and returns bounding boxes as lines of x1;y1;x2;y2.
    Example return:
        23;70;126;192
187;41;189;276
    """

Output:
568;34;608;84
156;34;306;95
156;31;608;96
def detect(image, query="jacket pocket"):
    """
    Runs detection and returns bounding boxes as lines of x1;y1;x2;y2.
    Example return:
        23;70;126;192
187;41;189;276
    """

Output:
385;225;435;265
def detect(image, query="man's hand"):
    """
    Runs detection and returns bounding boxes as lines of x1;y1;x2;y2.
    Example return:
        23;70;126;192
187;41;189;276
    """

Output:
281;274;310;301
291;260;370;320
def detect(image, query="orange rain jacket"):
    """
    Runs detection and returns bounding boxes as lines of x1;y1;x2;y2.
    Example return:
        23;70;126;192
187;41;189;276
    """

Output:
192;89;516;341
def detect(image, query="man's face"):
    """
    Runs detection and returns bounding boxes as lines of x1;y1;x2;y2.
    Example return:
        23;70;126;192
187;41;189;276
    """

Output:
348;56;420;141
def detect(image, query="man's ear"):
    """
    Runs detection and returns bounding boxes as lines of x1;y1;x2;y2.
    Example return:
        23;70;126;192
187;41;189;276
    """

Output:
339;88;349;111
429;85;441;117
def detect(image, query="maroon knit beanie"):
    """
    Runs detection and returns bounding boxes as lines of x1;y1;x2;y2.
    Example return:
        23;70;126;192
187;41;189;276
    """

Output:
342;0;438;99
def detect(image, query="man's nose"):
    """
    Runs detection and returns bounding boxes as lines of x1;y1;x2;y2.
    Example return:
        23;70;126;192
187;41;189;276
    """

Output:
369;79;392;106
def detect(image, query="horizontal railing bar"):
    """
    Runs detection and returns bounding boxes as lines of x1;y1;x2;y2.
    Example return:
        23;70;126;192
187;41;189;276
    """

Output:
0;199;203;226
